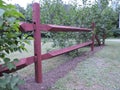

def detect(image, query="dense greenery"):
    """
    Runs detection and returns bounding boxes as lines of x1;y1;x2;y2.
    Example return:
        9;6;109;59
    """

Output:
0;0;28;90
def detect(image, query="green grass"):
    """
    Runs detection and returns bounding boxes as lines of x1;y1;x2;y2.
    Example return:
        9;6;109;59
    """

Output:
49;41;120;90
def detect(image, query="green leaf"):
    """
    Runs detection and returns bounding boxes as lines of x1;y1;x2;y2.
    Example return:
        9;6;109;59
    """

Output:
5;50;10;54
13;59;19;63
3;58;10;63
0;39;4;44
11;76;19;89
0;9;5;17
3;73;9;77
6;62;16;70
6;4;15;9
7;17;16;23
0;79;7;88
0;18;3;26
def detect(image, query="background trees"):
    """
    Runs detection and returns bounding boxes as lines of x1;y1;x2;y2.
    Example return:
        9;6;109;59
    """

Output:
39;0;119;47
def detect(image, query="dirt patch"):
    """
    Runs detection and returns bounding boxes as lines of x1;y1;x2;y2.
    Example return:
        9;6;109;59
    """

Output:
19;46;103;90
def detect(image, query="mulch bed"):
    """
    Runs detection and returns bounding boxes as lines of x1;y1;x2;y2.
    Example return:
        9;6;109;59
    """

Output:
19;46;103;90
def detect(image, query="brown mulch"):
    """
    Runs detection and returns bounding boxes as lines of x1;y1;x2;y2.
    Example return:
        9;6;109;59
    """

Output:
19;46;103;90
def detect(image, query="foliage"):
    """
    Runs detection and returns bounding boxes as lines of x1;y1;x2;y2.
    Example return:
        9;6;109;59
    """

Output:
0;0;28;89
15;4;26;21
112;28;120;37
0;73;24;90
15;4;32;22
24;4;32;22
39;0;118;50
0;0;27;68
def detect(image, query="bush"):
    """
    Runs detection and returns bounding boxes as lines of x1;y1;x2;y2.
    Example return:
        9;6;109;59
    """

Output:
0;0;28;90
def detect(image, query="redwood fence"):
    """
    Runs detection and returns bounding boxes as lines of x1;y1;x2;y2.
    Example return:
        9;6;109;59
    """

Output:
0;3;102;83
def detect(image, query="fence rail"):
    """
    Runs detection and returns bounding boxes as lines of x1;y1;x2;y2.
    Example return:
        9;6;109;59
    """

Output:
20;23;92;32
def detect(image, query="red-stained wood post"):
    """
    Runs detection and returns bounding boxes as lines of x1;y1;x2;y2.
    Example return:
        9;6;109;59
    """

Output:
33;3;42;83
91;22;95;51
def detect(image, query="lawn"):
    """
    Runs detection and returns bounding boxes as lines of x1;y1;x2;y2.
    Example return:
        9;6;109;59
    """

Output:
49;40;120;90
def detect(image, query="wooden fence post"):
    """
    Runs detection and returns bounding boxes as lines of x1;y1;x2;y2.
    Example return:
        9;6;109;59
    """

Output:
33;3;42;83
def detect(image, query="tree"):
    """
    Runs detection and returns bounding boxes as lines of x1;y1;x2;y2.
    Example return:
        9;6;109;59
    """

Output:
15;4;26;21
25;4;32;22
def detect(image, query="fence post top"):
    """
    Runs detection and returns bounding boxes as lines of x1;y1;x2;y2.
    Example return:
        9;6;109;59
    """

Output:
33;2;39;5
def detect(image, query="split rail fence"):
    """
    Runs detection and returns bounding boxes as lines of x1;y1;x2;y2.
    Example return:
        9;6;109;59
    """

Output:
0;3;102;83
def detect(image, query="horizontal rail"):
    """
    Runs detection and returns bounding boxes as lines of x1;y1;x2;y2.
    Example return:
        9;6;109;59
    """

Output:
20;22;34;32
20;23;92;32
42;24;92;32
41;41;92;60
0;56;35;76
